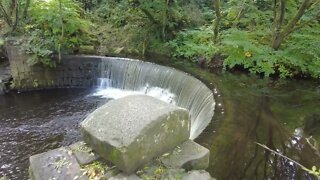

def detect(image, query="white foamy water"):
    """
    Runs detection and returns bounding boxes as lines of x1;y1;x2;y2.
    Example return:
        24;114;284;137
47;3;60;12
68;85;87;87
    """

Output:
92;80;175;104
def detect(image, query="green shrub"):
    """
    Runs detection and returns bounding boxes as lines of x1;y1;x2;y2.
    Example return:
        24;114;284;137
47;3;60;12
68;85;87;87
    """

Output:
221;27;320;78
167;26;219;62
20;0;93;67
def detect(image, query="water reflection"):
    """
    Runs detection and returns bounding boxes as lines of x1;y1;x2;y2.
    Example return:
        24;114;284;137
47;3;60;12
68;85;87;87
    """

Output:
190;72;320;180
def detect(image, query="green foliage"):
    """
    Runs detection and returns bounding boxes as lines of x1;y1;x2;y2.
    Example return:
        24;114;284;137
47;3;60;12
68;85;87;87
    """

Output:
168;0;320;79
167;27;219;61
82;161;108;180
1;0;317;79
19;0;93;67
221;27;320;78
221;29;278;77
279;24;320;78
87;0;212;55
304;166;320;178
0;0;30;34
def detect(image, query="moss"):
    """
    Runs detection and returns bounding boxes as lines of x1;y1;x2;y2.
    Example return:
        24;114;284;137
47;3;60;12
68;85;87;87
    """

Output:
109;149;121;163
81;161;107;180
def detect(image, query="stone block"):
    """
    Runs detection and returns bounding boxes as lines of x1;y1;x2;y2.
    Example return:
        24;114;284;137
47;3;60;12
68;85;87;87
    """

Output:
109;173;141;180
29;147;87;180
80;95;190;173
160;140;209;170
69;141;100;165
182;170;215;180
104;167;121;179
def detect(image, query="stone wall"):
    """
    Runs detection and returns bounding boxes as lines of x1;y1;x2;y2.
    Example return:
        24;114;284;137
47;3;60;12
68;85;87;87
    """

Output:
6;46;101;90
0;61;11;94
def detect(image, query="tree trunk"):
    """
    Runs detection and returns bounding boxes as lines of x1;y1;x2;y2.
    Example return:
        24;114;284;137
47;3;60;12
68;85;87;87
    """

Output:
162;0;169;40
12;0;19;32
23;0;31;18
272;0;285;50
0;2;13;26
271;0;313;50
272;33;284;50
213;0;221;42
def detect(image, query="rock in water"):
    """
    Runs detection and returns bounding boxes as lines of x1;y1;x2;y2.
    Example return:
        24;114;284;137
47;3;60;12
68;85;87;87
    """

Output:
80;95;190;173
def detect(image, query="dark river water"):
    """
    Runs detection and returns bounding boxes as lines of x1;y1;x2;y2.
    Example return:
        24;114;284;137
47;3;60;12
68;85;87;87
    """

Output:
0;89;109;179
0;61;320;179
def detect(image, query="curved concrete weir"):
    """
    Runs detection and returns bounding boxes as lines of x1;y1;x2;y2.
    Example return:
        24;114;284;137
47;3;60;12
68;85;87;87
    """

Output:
96;57;215;139
6;51;215;139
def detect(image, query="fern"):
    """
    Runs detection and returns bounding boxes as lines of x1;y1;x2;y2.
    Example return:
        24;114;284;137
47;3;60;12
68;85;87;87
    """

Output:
167;26;219;61
221;27;320;78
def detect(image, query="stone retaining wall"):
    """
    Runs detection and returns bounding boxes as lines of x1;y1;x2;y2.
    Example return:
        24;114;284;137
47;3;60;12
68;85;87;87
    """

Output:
6;46;101;90
0;61;11;94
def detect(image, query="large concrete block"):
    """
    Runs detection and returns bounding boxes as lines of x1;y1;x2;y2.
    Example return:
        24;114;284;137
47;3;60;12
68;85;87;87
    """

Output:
80;95;190;173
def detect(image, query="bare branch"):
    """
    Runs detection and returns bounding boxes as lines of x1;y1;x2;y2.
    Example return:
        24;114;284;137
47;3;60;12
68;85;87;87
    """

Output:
0;2;12;26
281;0;313;37
255;142;309;171
213;0;221;41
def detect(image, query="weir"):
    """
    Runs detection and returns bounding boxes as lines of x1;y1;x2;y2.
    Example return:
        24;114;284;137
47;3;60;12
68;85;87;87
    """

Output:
95;57;215;139
6;50;216;139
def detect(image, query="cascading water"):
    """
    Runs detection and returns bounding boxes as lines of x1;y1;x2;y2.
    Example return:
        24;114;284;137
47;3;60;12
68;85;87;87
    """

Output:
92;57;215;139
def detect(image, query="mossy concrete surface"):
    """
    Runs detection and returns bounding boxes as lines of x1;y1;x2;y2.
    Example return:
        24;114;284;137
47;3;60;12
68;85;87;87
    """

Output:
80;95;190;173
160;139;210;170
29;147;87;180
28;141;215;179
69;141;100;165
0;60;10;94
182;170;215;180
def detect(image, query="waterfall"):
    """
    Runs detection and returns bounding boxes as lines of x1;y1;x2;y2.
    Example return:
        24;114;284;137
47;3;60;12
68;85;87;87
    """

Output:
93;57;215;139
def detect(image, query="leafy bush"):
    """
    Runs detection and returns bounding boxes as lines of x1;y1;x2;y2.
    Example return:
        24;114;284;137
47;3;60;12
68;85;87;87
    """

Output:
221;29;278;77
221;27;320;78
167;27;219;62
168;25;320;79
20;0;93;67
86;0;213;56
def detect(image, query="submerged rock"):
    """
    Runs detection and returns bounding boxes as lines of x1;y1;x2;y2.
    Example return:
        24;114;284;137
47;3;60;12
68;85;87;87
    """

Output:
29;147;87;180
80;95;190;173
160;139;210;170
69;141;100;165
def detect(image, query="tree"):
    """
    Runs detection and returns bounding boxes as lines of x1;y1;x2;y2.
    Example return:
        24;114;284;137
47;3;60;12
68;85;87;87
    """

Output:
213;0;221;41
272;0;320;50
0;0;30;33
